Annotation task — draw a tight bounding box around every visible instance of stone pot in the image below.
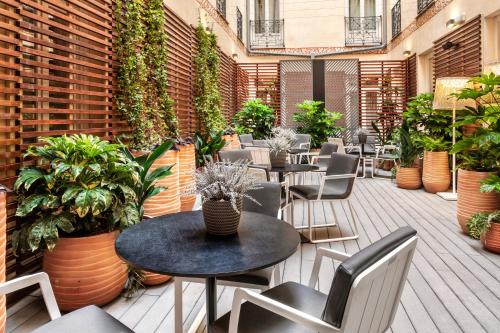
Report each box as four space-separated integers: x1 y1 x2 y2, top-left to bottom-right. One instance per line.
43 231 127 311
270 150 287 167
457 169 499 234
396 167 422 190
202 199 242 236
422 151 450 193
482 222 500 254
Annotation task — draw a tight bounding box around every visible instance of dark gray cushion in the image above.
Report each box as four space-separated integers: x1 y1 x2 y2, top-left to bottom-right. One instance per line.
218 267 274 286
32 305 133 333
239 134 254 144
289 184 350 200
210 282 327 333
322 227 417 328
243 182 281 217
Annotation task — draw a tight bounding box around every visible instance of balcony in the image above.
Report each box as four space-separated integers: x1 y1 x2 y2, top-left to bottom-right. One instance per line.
249 20 285 49
417 0 435 15
216 0 226 19
345 16 383 46
392 0 401 38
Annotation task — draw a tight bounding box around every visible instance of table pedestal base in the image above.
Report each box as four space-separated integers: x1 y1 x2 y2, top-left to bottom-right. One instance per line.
206 277 217 333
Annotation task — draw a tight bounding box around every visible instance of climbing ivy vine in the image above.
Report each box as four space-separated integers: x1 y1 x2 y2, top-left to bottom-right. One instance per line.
115 0 177 151
194 24 226 132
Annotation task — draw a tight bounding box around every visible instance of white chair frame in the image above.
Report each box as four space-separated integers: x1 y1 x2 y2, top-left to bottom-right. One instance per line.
226 236 418 333
290 172 360 243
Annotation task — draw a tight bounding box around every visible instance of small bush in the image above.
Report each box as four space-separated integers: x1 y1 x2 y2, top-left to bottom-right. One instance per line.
233 99 276 139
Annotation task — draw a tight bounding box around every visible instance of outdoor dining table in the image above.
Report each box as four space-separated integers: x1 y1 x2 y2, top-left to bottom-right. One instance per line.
268 163 319 183
115 210 300 333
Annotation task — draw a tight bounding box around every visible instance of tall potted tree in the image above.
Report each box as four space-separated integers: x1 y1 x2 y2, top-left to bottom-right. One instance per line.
452 73 500 233
13 135 140 311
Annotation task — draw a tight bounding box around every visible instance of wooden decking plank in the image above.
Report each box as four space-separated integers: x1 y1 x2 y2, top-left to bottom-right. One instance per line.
133 282 175 333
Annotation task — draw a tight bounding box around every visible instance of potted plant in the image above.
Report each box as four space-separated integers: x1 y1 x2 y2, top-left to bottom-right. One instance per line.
13 135 140 311
194 130 227 167
293 100 343 149
452 73 500 233
233 99 276 139
395 124 422 190
419 136 451 193
187 162 259 235
267 128 296 167
467 211 500 253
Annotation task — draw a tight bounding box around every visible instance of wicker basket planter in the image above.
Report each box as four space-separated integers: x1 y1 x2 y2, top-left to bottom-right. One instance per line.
202 199 242 235
457 169 499 234
422 151 450 193
178 144 196 212
0 189 7 333
270 151 287 167
396 167 422 190
481 222 500 254
43 231 127 311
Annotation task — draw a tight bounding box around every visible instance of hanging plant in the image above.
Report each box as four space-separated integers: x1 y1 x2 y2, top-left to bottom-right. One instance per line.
115 0 177 151
194 24 226 132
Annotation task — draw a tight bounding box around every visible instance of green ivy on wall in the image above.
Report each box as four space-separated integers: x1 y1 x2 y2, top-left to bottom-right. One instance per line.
115 0 177 151
194 24 226 132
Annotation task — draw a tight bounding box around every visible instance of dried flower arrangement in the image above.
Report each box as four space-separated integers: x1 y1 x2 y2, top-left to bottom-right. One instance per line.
271 127 296 145
267 136 292 153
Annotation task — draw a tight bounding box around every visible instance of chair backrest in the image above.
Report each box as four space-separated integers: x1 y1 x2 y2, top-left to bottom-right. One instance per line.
328 137 346 154
218 149 253 163
325 153 359 197
292 134 311 149
322 227 417 332
245 147 271 165
238 134 254 145
252 139 269 147
317 143 338 168
243 182 281 217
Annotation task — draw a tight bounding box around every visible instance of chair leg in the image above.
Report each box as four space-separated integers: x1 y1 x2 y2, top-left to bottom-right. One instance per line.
273 264 281 287
175 278 183 333
308 201 313 241
290 195 295 227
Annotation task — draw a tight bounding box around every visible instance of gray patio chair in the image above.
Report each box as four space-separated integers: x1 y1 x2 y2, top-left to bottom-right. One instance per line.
175 183 283 333
292 134 311 163
218 149 270 181
239 134 254 148
252 139 269 147
0 272 133 333
289 153 360 243
308 142 339 172
210 227 418 333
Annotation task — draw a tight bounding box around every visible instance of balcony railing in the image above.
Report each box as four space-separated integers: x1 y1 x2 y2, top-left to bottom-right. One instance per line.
392 0 401 38
216 0 226 19
237 7 243 41
249 20 284 49
345 16 382 46
417 0 435 15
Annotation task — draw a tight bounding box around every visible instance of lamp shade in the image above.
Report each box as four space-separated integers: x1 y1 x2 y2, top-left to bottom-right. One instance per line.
433 77 476 110
484 61 500 75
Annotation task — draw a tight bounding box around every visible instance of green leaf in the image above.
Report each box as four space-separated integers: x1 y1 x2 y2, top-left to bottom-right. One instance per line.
28 221 44 252
14 169 46 192
16 195 46 217
62 185 82 204
74 190 92 217
143 141 174 175
54 213 75 233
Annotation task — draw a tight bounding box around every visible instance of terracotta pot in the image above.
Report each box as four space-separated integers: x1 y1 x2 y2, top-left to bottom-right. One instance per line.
462 122 481 137
142 271 171 286
457 169 499 233
231 134 241 149
481 222 500 254
396 167 422 190
43 231 127 311
422 151 450 193
202 199 242 235
0 190 7 333
178 144 196 212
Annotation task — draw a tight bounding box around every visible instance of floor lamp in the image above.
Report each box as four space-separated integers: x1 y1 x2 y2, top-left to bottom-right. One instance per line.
432 78 475 201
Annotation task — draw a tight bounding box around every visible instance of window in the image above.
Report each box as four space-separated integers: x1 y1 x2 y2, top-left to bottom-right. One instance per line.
349 0 376 29
237 7 243 41
255 0 280 33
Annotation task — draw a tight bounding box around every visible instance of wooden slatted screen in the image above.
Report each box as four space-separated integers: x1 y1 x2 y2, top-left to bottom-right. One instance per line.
236 63 281 124
433 15 482 81
359 60 408 135
219 50 237 124
406 54 417 99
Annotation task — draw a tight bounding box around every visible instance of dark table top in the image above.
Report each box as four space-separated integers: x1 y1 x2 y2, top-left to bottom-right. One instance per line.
269 163 319 173
115 210 300 278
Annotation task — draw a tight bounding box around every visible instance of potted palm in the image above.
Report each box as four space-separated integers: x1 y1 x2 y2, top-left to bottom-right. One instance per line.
452 73 500 233
395 124 422 190
187 162 259 235
13 135 140 311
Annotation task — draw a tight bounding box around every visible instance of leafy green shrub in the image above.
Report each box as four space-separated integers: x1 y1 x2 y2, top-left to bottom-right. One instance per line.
13 135 141 253
467 211 500 239
416 136 451 152
397 123 419 167
194 131 227 167
293 100 343 148
233 99 275 139
480 175 500 193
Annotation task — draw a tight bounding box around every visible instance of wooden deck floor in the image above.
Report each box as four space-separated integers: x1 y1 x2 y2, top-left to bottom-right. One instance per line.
6 176 500 333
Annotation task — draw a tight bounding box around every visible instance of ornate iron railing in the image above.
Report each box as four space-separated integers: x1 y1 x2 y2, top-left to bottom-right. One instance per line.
345 16 382 46
392 0 401 38
249 20 285 49
216 0 226 18
417 0 435 15
237 7 243 41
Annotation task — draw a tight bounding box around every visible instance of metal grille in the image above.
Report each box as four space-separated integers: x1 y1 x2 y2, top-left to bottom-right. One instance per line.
250 20 285 49
417 0 435 15
392 0 401 39
217 0 226 19
325 60 359 140
345 16 382 46
237 8 243 41
280 61 313 127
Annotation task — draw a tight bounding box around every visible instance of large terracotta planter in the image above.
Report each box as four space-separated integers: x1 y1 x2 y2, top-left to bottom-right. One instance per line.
481 222 500 254
422 151 450 193
222 134 241 150
43 231 127 311
0 189 7 333
178 144 196 212
396 167 422 190
457 169 499 233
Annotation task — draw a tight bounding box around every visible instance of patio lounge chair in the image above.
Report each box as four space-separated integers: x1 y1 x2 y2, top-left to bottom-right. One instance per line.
308 142 339 172
0 272 133 333
327 137 346 154
289 153 360 243
218 149 270 181
292 134 311 163
210 227 418 333
238 134 254 148
175 183 283 333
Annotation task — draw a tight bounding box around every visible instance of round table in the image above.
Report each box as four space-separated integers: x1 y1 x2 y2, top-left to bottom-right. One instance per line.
115 210 300 332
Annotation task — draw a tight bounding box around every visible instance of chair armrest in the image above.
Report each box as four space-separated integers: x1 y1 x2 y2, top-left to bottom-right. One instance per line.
0 272 61 320
299 143 310 150
310 155 332 165
308 248 352 288
248 165 270 181
317 174 357 199
228 288 338 333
